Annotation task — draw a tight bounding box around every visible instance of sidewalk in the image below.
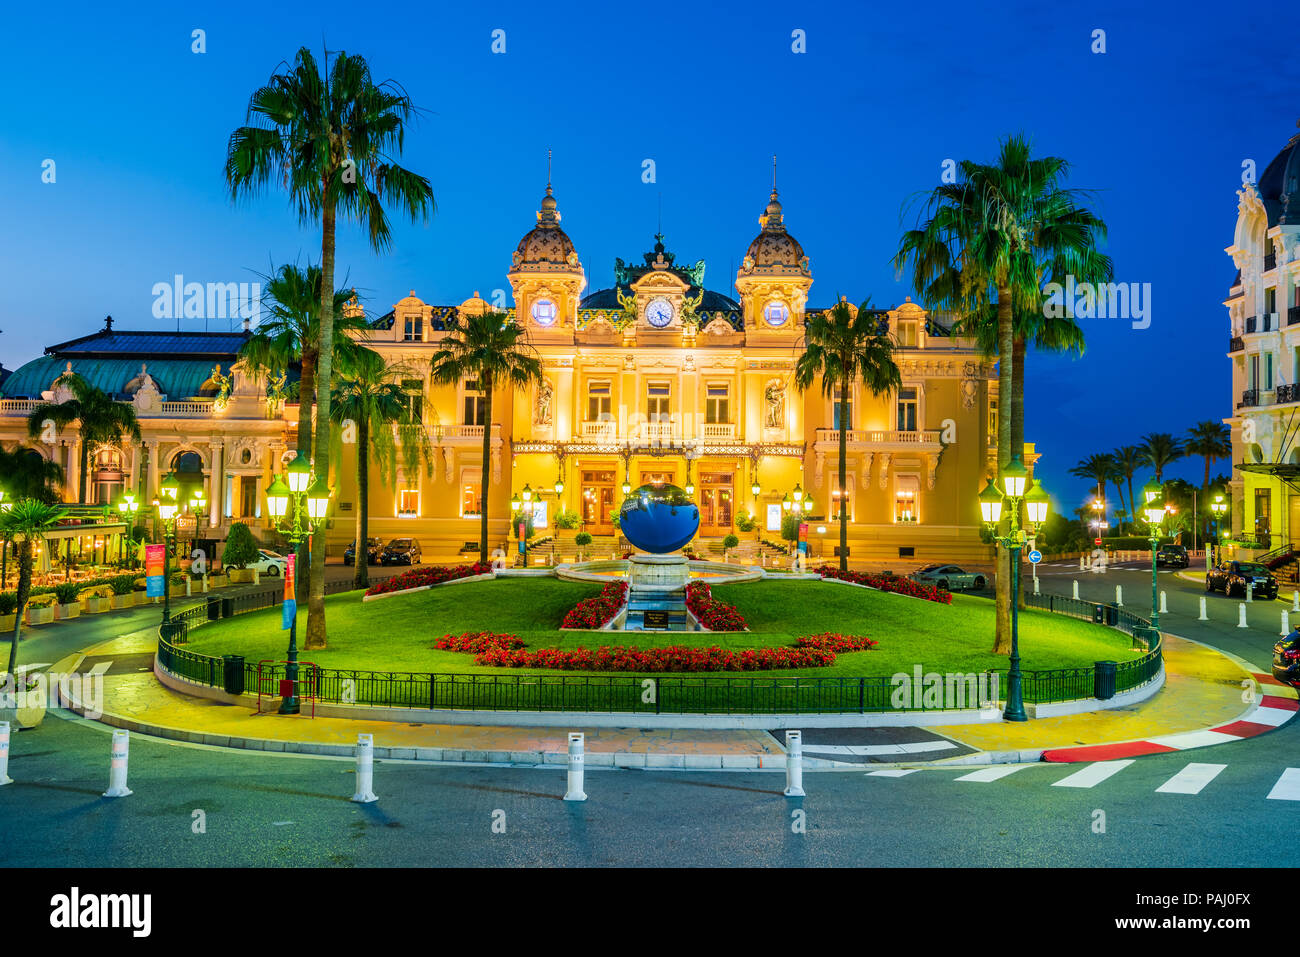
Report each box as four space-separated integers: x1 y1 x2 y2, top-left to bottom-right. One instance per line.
47 626 1296 770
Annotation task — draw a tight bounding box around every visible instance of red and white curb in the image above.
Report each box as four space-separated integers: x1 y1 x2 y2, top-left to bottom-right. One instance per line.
1041 672 1298 762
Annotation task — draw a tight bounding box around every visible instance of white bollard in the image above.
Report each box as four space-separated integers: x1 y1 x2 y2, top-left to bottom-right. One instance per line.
1293 591 1298 613
351 733 378 803
1079 555 1086 570
1072 580 1079 600
1238 603 1249 629
185 577 192 597
1283 609 1291 637
0 721 11 786
564 732 587 802
1246 585 1253 603
103 729 132 798
1115 584 1123 607
1159 591 1168 614
784 730 806 797
1198 596 1208 621
1033 575 1040 595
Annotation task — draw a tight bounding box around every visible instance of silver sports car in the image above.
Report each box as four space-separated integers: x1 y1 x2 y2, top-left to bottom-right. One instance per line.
909 564 988 591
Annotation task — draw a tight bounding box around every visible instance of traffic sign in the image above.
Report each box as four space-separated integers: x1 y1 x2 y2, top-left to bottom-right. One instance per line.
1028 549 1042 564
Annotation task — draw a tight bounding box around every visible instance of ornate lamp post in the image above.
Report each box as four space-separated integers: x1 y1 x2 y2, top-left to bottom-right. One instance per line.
1142 478 1167 639
782 493 792 512
264 452 331 715
153 472 180 625
978 455 1049 722
116 492 140 568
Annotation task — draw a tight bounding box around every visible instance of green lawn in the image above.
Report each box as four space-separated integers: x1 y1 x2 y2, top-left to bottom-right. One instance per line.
184 577 1140 680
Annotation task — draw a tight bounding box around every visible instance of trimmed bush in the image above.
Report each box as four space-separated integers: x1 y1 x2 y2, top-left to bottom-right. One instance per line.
0 592 17 615
555 509 581 530
574 532 593 548
53 582 81 605
108 574 138 596
222 522 260 569
780 512 801 544
722 534 740 551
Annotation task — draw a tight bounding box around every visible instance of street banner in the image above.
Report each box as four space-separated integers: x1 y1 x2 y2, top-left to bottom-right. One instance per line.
145 543 165 597
518 522 526 555
281 554 296 630
798 522 809 555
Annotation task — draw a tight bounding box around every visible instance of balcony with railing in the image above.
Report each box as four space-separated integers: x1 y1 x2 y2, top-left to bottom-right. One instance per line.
1229 335 1245 352
433 423 500 442
1290 306 1300 327
699 422 737 440
815 428 943 448
639 420 679 442
580 420 619 441
1265 251 1277 272
1278 384 1300 404
1246 315 1258 334
1238 388 1260 409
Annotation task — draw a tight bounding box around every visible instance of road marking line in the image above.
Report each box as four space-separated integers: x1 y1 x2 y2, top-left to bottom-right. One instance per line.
865 769 919 777
1155 762 1227 795
1266 768 1300 801
806 741 958 757
1146 730 1241 750
956 765 1029 782
1051 759 1135 789
1243 706 1296 727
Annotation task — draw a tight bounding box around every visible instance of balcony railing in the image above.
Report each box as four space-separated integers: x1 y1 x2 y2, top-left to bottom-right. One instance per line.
1289 306 1300 327
817 428 942 445
1239 389 1260 409
700 422 736 440
639 421 678 442
1278 384 1300 404
1246 315 1258 333
581 420 618 440
1265 252 1277 272
0 399 40 415
1263 312 1276 332
159 401 216 417
1229 335 1244 352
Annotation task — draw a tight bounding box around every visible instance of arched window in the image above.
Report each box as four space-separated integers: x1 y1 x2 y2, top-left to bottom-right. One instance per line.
92 447 125 505
169 450 206 503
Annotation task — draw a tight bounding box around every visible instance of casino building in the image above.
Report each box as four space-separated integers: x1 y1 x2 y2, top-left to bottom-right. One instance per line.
1 181 1007 565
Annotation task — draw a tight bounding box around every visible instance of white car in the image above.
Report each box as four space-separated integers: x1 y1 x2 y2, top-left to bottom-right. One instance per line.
249 549 289 576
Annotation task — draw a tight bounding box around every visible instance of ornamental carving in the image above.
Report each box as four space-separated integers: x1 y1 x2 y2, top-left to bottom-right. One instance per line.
878 453 891 489
534 378 554 427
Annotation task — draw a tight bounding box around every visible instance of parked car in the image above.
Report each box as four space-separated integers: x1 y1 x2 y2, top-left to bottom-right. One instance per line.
380 538 422 566
909 563 987 591
1155 545 1189 568
249 549 289 576
1273 633 1300 685
343 537 383 566
1206 560 1278 600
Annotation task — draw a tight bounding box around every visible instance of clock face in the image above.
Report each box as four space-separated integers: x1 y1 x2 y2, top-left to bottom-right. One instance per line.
763 300 790 328
646 297 675 328
531 298 557 327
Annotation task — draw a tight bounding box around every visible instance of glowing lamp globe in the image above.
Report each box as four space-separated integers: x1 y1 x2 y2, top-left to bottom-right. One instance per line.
618 484 700 554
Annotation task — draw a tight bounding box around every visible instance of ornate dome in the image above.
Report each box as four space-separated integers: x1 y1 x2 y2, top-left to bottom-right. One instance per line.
1258 126 1300 227
511 184 581 272
741 189 809 275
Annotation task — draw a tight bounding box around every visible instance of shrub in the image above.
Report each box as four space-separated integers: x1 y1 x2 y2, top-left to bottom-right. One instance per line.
735 510 756 533
53 583 81 604
555 509 581 530
364 563 492 596
26 593 57 608
796 633 878 652
722 534 740 551
222 522 260 569
0 592 17 615
815 565 952 604
574 532 593 548
561 581 628 628
780 511 801 544
685 581 747 630
435 632 526 653
108 574 138 595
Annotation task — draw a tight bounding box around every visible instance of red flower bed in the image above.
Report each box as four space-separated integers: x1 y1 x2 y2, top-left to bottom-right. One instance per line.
795 632 878 652
472 643 837 672
434 631 525 653
365 562 492 596
814 565 952 604
561 581 629 629
685 581 748 631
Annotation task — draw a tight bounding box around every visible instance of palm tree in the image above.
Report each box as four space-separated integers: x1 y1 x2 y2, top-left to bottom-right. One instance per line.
1104 457 1128 534
1141 432 1184 482
794 298 902 572
1112 445 1145 534
1069 452 1114 529
330 347 429 589
430 310 543 564
895 134 1108 653
226 47 434 650
1 499 68 676
1185 421 1231 491
0 445 64 503
25 372 141 504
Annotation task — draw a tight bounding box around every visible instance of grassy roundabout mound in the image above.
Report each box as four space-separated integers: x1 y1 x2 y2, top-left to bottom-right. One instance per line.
183 577 1141 678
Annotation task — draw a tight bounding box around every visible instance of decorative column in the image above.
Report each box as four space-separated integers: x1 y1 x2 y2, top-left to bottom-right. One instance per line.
208 441 224 528
146 440 160 500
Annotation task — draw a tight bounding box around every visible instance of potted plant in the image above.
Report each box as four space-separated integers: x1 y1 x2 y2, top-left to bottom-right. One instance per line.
109 574 138 609
169 572 188 598
554 509 580 540
0 592 16 632
54 582 81 620
221 522 259 583
574 531 592 563
80 585 113 614
722 533 740 563
25 592 56 625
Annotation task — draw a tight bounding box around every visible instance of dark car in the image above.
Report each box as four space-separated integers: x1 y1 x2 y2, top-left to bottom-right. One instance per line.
343 537 383 566
1273 633 1300 684
1206 560 1278 599
380 538 422 566
1156 545 1189 569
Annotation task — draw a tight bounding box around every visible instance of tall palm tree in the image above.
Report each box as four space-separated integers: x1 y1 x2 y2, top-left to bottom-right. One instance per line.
1 499 68 676
1069 453 1114 528
226 47 434 650
1141 432 1184 482
794 298 902 572
25 372 141 504
895 134 1108 653
1104 456 1128 534
0 445 64 504
1113 445 1145 534
1185 421 1231 491
330 347 430 589
430 310 543 564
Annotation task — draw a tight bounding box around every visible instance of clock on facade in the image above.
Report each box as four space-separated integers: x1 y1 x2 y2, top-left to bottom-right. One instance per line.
763 300 790 327
645 297 675 328
531 298 558 326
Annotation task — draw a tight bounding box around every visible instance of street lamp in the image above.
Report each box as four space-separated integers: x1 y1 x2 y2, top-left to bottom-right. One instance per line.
117 492 140 569
792 483 803 506
264 456 332 715
782 493 792 512
154 476 180 627
554 475 564 495
621 476 632 496
1143 478 1167 643
801 496 813 514
977 456 1048 723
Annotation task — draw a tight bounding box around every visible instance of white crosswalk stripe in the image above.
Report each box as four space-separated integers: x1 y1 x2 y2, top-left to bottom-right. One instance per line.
956 765 1029 782
866 769 920 778
1155 762 1227 795
1266 768 1300 800
1051 760 1135 789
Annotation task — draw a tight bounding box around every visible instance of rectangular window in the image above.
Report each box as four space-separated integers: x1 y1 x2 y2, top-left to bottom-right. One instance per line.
1267 353 1275 391
1255 488 1272 541
461 474 482 517
897 387 918 432
403 314 423 342
897 321 918 347
398 488 419 517
705 383 730 424
401 379 424 424
988 397 998 444
463 380 486 426
833 387 852 431
647 381 671 420
895 477 920 523
1250 355 1260 390
1267 287 1277 315
587 380 611 421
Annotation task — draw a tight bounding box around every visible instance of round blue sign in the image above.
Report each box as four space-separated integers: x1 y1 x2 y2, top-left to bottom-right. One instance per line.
1028 549 1042 564
618 484 700 554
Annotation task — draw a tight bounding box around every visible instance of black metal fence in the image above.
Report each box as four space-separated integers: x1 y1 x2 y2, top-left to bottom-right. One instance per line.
157 584 1164 714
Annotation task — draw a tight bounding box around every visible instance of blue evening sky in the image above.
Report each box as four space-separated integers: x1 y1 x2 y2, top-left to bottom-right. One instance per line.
2 0 1296 512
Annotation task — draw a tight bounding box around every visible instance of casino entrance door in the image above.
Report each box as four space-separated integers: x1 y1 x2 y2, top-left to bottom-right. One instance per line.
581 469 616 535
698 471 734 535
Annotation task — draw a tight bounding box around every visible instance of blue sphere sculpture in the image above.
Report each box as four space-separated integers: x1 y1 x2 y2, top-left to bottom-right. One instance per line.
619 484 700 554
